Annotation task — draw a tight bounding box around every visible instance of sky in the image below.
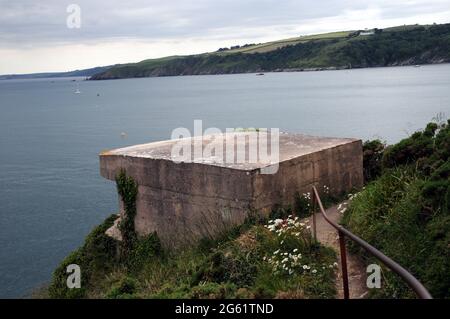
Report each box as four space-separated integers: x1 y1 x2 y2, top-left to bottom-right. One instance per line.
1 0 450 74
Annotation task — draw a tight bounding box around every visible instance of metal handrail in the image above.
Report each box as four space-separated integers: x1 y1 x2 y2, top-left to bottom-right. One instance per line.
310 186 432 299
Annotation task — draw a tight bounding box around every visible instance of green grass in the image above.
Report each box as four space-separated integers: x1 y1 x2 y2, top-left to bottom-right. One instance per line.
219 31 352 55
48 211 337 299
342 120 450 299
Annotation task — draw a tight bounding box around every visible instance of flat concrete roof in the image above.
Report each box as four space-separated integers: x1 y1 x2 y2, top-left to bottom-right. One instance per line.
101 132 359 170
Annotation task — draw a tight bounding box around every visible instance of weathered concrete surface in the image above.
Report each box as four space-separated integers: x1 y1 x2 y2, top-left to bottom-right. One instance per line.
100 132 363 249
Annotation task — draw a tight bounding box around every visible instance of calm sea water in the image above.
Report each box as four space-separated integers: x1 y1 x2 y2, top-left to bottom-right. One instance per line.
0 64 449 298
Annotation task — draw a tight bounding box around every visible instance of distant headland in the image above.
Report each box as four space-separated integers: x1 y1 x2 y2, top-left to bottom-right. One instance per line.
2 23 450 81
89 23 450 80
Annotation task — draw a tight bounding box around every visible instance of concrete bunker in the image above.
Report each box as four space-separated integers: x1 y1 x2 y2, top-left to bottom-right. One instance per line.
100 132 363 249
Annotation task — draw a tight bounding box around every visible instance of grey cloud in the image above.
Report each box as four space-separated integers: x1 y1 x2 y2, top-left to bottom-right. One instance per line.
0 0 449 48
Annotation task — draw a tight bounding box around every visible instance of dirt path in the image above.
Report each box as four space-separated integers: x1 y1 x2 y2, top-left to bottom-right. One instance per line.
305 202 369 299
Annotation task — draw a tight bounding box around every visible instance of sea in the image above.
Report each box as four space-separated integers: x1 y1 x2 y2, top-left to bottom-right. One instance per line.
0 64 449 298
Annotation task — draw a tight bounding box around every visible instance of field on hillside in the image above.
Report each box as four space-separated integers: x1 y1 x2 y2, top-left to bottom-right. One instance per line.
218 31 352 54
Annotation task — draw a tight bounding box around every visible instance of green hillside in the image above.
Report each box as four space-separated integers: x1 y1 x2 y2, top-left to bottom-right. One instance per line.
90 23 450 80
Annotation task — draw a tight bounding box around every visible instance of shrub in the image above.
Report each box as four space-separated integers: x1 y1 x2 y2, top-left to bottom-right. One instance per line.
193 235 260 287
48 214 118 298
294 192 312 218
48 250 86 299
128 232 162 269
381 121 448 172
107 277 138 299
382 130 433 169
363 139 385 182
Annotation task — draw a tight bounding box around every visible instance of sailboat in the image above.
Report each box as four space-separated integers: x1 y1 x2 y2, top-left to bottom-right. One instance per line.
75 83 81 94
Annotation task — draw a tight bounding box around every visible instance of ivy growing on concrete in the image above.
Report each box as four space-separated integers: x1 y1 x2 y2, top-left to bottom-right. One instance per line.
116 169 138 257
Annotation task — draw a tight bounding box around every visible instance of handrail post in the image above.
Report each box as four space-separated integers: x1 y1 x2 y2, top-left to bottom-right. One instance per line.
311 188 317 241
338 230 350 299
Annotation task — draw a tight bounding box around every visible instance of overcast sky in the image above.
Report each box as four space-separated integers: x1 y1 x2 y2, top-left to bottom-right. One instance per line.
1 0 449 74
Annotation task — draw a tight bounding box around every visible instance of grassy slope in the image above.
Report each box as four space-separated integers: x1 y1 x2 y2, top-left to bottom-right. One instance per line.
48 209 338 299
219 31 352 54
90 23 450 80
342 120 450 298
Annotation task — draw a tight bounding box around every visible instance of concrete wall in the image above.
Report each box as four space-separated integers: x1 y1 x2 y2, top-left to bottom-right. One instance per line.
253 140 363 214
100 155 254 249
100 138 363 249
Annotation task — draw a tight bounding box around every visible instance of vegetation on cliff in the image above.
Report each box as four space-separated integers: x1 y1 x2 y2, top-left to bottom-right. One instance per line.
90 23 450 80
343 119 450 298
48 203 337 299
115 170 138 258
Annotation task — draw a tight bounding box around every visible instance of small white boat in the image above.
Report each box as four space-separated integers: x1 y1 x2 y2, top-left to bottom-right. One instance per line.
75 83 81 94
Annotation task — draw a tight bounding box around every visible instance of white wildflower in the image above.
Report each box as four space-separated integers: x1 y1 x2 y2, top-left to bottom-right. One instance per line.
274 219 283 226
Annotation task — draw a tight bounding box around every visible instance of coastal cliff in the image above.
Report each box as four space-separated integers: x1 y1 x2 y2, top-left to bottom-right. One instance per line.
90 23 450 80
